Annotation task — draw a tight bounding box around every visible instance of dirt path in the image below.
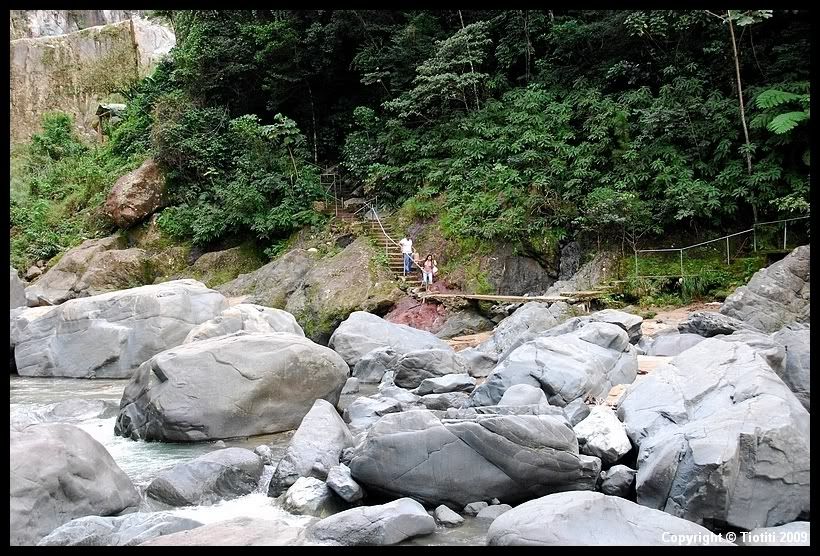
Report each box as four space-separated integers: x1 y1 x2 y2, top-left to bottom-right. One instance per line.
640 301 723 336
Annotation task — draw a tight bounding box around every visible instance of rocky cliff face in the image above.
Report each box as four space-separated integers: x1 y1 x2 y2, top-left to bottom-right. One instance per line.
10 14 174 144
9 10 145 39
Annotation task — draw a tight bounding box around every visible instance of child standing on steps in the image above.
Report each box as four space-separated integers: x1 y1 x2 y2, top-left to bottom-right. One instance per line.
421 254 437 291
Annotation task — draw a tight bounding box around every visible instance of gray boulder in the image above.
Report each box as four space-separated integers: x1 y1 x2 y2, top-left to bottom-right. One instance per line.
415 373 475 395
282 476 346 518
617 338 810 529
463 501 489 516
772 323 810 411
306 497 435 545
349 409 598 507
11 398 118 430
10 423 140 545
115 332 349 441
341 377 359 394
573 405 632 465
720 244 810 332
435 309 494 339
638 328 705 356
343 395 403 435
600 465 636 498
678 310 746 337
475 302 572 358
498 384 548 406
476 504 513 522
183 303 303 343
104 157 166 228
392 348 471 389
326 463 364 503
329 311 452 367
737 521 810 546
140 516 309 546
351 346 398 383
146 448 263 506
377 384 421 408
268 399 354 497
434 505 464 527
37 512 203 546
589 309 643 344
562 398 591 426
420 392 470 411
487 491 732 545
470 322 638 408
10 266 26 309
15 280 228 378
253 445 273 465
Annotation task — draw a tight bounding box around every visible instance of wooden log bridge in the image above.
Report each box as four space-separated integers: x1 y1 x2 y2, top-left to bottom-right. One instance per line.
415 290 609 311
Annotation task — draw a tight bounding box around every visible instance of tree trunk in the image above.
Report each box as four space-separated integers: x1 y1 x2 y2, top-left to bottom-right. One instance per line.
458 10 480 111
307 82 318 165
728 12 757 223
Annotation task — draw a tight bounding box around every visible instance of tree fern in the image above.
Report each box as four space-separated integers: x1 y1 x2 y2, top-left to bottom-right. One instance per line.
755 89 801 109
768 111 809 134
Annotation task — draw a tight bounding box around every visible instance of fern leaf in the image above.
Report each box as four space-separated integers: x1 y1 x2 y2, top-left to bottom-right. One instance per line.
768 111 808 134
755 89 801 109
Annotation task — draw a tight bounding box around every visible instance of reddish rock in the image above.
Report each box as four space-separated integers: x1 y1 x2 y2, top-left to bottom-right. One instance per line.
104 159 166 228
384 296 448 334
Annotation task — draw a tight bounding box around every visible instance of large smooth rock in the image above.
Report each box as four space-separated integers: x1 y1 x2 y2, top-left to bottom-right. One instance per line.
37 512 203 546
772 323 810 411
140 517 309 546
342 396 402 435
104 158 166 228
617 338 810 530
11 398 118 430
470 322 638 408
115 332 349 441
184 303 304 343
351 346 398 383
434 505 464 527
10 266 26 309
268 399 354 497
600 465 636 498
348 409 598 507
306 497 435 546
476 504 513 522
589 309 643 344
498 384 548 406
475 302 571 358
282 476 345 518
573 405 632 465
218 248 317 309
10 423 140 545
487 491 732 545
720 244 810 332
146 448 263 506
415 373 475 395
329 311 453 367
15 280 227 378
638 328 705 356
678 310 746 337
392 348 471 389
435 309 494 339
326 463 364 503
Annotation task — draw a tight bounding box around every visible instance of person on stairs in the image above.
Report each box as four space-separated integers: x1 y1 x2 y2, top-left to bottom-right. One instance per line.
421 254 438 291
399 233 413 275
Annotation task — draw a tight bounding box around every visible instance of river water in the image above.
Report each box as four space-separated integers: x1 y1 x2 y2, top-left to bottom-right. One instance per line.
9 375 489 545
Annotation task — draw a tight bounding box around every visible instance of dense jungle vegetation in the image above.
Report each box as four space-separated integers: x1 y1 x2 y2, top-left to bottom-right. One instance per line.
10 10 810 272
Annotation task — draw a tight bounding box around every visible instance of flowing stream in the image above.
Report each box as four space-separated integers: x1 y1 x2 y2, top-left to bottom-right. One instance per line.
10 375 489 545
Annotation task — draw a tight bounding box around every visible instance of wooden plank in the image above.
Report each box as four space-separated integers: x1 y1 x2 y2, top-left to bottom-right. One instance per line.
417 292 579 304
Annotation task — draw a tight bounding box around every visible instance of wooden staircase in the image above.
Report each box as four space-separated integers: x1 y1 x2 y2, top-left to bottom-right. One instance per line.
361 219 422 288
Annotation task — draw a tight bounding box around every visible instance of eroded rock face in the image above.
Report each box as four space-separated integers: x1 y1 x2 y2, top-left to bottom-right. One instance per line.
617 339 810 530
184 303 304 343
146 448 263 506
329 311 453 367
10 266 26 309
771 323 810 411
10 423 140 546
37 512 203 547
104 158 166 228
306 497 435 546
720 244 810 333
115 332 349 441
348 409 598 507
268 399 354 497
15 280 227 378
218 249 318 309
470 322 638 408
487 491 731 546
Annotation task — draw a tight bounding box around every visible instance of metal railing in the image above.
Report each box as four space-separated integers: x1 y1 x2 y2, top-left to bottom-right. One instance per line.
634 215 810 279
359 199 424 273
